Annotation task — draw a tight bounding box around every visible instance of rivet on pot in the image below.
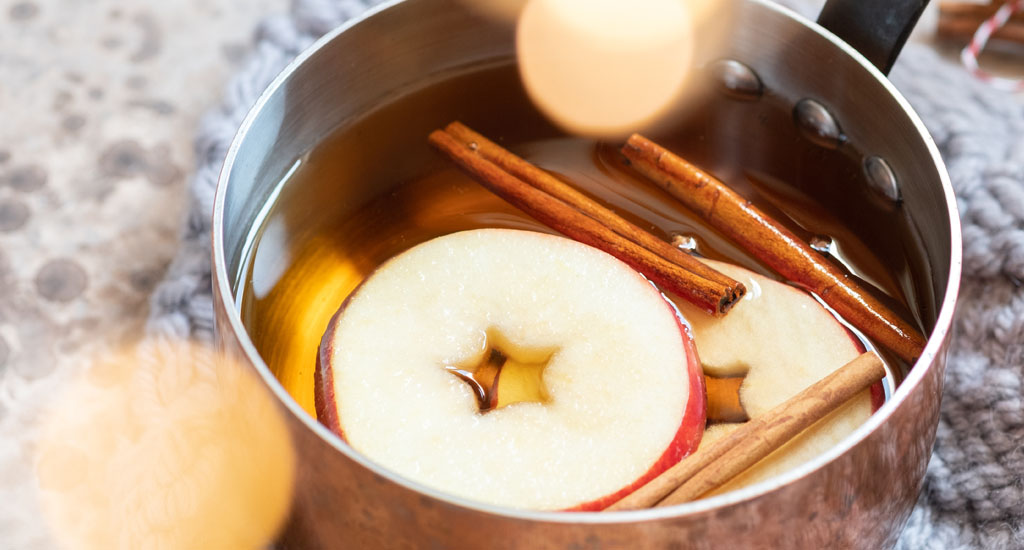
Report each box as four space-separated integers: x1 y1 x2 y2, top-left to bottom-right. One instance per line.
710 59 763 100
793 99 844 149
863 155 902 204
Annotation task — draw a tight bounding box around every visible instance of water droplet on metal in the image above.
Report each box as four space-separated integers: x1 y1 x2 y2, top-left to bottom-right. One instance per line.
793 99 844 149
863 155 901 204
809 235 833 254
709 59 762 101
671 234 698 251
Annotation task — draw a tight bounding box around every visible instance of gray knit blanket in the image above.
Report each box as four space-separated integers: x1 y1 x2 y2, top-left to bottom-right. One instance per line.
32 0 1024 547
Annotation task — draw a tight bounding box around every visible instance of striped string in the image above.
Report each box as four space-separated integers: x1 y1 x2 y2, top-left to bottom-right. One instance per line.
959 0 1024 92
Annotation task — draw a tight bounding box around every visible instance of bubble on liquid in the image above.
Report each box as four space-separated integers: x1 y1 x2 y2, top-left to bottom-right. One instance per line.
810 235 834 255
671 233 698 251
743 276 762 301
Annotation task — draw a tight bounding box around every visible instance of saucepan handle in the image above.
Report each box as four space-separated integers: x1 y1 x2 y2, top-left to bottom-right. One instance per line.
817 0 930 74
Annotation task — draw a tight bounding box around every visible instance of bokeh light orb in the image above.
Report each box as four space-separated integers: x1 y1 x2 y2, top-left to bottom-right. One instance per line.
517 0 695 137
35 340 296 550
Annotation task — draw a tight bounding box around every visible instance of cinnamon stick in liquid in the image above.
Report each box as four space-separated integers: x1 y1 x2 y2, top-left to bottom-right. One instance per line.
443 122 744 304
428 126 745 316
608 351 886 510
622 135 927 363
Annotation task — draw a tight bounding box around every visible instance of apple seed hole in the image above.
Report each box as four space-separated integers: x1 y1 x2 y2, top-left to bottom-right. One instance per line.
444 328 556 413
705 371 749 425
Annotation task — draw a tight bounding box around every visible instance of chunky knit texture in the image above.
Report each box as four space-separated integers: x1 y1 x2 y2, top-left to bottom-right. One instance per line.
889 47 1024 549
3 0 1022 547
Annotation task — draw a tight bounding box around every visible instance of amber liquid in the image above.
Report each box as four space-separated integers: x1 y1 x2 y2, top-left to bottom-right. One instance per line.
237 60 931 417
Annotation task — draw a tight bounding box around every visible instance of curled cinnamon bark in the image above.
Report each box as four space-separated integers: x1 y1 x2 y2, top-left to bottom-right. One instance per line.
428 124 745 316
622 134 927 363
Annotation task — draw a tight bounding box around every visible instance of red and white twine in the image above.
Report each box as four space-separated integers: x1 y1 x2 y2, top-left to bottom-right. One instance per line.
960 0 1024 92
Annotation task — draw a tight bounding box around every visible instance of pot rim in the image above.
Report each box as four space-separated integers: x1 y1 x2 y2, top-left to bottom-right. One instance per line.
211 0 962 523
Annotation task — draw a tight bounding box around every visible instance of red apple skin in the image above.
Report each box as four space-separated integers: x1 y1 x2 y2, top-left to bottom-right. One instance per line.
567 312 707 512
315 281 706 512
315 263 880 510
316 278 372 442
316 273 379 440
870 381 885 412
314 307 345 440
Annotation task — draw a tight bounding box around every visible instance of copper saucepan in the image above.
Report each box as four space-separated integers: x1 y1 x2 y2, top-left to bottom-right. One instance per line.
211 0 961 547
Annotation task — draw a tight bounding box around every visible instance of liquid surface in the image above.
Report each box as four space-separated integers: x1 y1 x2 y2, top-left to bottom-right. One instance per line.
238 61 928 416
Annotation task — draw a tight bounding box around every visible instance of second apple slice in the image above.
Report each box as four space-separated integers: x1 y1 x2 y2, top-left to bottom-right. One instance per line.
316 229 706 511
676 259 881 496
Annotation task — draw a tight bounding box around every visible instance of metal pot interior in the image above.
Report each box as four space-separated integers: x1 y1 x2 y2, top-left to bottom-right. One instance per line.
212 0 960 542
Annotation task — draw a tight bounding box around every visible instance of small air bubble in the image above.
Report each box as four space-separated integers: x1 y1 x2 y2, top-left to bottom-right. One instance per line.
670 234 698 251
809 235 833 255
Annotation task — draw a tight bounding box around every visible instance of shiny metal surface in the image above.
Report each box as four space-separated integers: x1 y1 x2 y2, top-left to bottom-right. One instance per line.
864 155 903 204
793 98 844 149
710 59 763 101
211 0 962 547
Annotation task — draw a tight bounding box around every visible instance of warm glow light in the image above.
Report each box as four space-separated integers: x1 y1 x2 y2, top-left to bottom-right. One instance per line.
687 0 719 21
456 0 528 21
516 0 695 137
35 341 296 550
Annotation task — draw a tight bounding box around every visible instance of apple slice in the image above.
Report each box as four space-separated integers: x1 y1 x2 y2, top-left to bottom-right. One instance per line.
315 228 705 511
675 259 882 496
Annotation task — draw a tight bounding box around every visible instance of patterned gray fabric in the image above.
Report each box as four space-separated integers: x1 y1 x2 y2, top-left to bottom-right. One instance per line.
15 0 1024 547
146 0 393 341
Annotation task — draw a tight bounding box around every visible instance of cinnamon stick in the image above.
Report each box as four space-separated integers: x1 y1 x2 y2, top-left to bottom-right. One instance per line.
608 351 885 510
443 122 744 303
428 126 745 316
622 135 927 363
